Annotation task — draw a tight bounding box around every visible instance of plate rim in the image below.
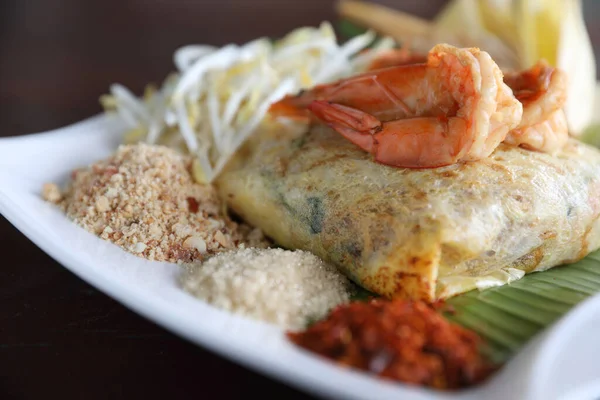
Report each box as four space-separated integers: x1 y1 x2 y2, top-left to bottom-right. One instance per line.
2 113 600 400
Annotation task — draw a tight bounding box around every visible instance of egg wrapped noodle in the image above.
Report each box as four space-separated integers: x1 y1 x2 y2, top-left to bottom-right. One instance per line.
216 122 600 301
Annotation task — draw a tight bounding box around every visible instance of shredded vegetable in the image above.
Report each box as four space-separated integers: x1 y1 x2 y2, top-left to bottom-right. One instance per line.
101 22 395 183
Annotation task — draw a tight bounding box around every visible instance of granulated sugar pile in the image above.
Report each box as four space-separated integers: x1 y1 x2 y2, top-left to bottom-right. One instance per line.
43 143 268 263
180 248 353 330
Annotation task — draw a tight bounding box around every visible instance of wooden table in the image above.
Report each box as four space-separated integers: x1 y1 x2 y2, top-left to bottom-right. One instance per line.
1 1 598 398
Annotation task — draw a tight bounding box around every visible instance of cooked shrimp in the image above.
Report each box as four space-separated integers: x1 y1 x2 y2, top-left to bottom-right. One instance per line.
504 61 567 129
363 51 570 154
503 61 568 153
273 44 522 168
503 109 568 153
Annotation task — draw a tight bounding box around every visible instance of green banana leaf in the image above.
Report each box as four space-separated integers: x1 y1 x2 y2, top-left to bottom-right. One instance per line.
580 123 600 148
444 251 600 364
336 19 369 40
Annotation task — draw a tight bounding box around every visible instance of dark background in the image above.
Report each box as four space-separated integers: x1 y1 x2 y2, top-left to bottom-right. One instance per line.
1 1 599 399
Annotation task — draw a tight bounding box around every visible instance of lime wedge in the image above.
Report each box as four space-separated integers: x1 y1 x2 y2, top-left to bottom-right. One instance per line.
513 0 561 67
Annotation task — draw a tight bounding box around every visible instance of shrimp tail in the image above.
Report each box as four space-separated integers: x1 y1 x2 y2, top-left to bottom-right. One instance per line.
308 101 381 153
268 100 312 121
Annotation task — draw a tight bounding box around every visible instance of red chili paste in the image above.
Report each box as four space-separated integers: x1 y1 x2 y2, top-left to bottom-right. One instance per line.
287 299 494 389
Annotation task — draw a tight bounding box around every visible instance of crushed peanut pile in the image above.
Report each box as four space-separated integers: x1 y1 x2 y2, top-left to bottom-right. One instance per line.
43 143 268 263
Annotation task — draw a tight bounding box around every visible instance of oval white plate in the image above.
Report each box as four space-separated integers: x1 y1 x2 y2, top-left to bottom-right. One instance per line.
2 104 600 400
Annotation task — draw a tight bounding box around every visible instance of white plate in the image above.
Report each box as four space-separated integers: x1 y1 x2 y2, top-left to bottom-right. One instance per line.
2 113 600 400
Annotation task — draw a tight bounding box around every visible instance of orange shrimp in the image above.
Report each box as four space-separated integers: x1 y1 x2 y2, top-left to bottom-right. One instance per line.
272 44 522 168
503 109 568 153
503 61 568 154
362 50 570 154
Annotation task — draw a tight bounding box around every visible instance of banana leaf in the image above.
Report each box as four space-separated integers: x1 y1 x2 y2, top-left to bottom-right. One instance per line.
580 123 600 148
444 251 600 364
336 19 369 40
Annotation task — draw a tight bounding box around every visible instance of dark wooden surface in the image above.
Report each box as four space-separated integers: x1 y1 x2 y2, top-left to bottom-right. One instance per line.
1 1 599 399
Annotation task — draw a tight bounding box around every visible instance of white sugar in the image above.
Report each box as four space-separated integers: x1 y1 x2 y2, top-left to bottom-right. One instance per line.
180 248 352 330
